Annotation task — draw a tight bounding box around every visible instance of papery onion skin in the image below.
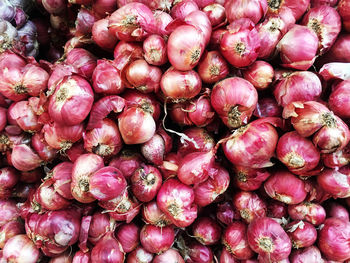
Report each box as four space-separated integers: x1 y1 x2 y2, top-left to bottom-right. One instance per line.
152 248 184 263
338 0 350 32
143 34 167 66
267 0 310 20
142 201 171 227
317 166 350 198
177 127 215 156
170 0 199 21
288 202 326 225
222 221 255 260
118 107 156 145
72 250 91 263
198 51 229 84
157 179 197 228
109 149 143 179
220 18 260 68
225 0 267 24
48 75 94 126
140 224 174 254
0 167 19 199
203 4 226 27
0 221 25 249
243 60 274 90
31 132 57 162
232 191 267 224
264 169 308 204
329 80 350 119
273 71 322 107
66 48 97 79
167 25 205 71
278 25 319 70
301 6 341 55
3 234 39 263
11 144 42 172
8 100 42 133
92 18 118 51
276 131 321 175
326 202 349 221
267 200 288 218
126 246 153 263
318 34 350 63
233 166 270 191
160 67 202 101
216 201 241 226
318 218 350 262
71 153 104 203
286 221 317 249
192 217 221 246
247 217 292 262
290 246 323 263
92 60 124 95
115 223 140 253
253 97 282 118
91 231 125 263
211 77 258 129
89 166 127 201
222 118 279 168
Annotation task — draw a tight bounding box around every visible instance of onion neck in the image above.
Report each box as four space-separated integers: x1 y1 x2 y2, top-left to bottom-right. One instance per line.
228 106 242 128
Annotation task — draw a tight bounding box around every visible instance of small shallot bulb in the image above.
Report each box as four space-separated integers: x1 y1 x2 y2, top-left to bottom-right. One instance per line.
290 246 323 263
203 4 226 27
197 51 229 84
317 166 350 198
192 217 221 245
286 220 317 249
288 202 326 225
329 80 350 119
3 234 39 263
140 224 174 254
225 0 267 24
220 18 260 68
277 25 319 70
91 231 125 263
92 18 118 51
126 246 153 263
89 166 127 201
222 221 254 260
264 169 308 204
157 179 197 228
318 218 350 262
115 223 140 253
143 34 167 66
142 201 171 227
247 217 292 262
242 60 274 90
92 60 124 95
152 248 184 263
276 131 321 175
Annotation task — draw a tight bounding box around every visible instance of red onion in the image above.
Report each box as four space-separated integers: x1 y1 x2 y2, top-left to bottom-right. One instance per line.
42 0 66 14
225 0 267 24
319 62 350 81
194 164 230 207
220 18 260 68
116 223 140 253
180 240 213 263
43 122 84 152
247 217 292 262
183 10 212 46
211 77 258 129
49 250 73 262
8 100 42 133
75 8 97 36
72 251 91 263
233 166 270 191
126 246 153 263
153 10 173 35
108 3 156 42
88 212 115 245
273 71 322 107
89 166 127 201
326 202 349 221
216 201 241 225
288 202 326 225
222 221 254 260
222 118 279 168
19 169 42 184
254 97 282 118
233 191 267 224
220 247 241 263
113 41 143 71
122 90 160 121
140 224 174 254
0 167 18 199
264 169 307 204
243 61 274 90
276 131 320 175
31 131 57 162
197 51 229 84
0 200 20 226
203 4 226 27
92 60 124 95
84 118 123 158
277 25 319 70
318 218 350 261
167 25 205 71
178 150 215 185
92 18 118 51
118 107 156 144
109 149 143 179
0 107 6 133
192 217 221 245
71 153 104 203
143 34 167 66
177 127 214 156
169 102 193 126
209 27 227 50
25 209 81 256
267 200 288 218
91 231 125 263
329 80 350 119
338 0 350 32
302 6 341 54
0 220 24 249
92 0 118 17
66 48 97 79
11 144 42 172
157 179 197 227
3 234 39 263
290 246 323 263
170 0 199 20
185 93 215 127
152 248 184 263
142 201 171 227
287 220 317 248
284 101 350 153
267 0 310 20
131 165 162 202
141 129 171 165
317 166 350 198
161 67 202 101
318 34 350 63
48 75 94 126
46 162 74 201
87 95 125 130
125 59 162 93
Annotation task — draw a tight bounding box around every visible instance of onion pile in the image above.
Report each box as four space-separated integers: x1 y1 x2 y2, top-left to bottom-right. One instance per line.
0 0 349 262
